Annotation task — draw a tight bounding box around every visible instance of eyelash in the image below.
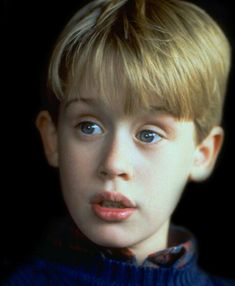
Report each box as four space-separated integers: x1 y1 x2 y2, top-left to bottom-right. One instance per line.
75 121 163 144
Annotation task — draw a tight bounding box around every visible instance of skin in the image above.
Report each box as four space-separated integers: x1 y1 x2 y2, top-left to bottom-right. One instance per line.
36 85 224 264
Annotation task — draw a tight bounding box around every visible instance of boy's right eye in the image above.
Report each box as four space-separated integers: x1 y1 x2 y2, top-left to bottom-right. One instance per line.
76 121 104 135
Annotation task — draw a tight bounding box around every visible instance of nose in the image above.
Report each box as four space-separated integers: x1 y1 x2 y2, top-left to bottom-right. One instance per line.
98 133 134 181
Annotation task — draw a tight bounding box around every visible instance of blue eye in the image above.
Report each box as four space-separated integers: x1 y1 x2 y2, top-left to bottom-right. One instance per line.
137 130 162 144
78 121 103 135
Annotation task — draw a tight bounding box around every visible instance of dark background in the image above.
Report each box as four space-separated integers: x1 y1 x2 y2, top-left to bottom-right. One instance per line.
2 0 235 282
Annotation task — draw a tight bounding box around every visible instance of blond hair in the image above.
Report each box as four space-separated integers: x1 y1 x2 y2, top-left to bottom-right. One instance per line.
48 0 231 142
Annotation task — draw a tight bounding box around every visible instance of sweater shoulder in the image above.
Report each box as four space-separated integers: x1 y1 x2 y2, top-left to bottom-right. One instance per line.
1 261 38 286
1 259 90 286
1 260 66 286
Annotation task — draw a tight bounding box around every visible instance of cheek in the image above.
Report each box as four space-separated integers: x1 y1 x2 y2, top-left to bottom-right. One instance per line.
58 138 99 191
137 146 193 215
138 146 192 184
58 140 99 217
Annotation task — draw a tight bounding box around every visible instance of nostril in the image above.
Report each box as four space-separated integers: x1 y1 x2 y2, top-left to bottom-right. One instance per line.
100 170 108 176
120 173 130 181
99 167 127 179
98 160 133 180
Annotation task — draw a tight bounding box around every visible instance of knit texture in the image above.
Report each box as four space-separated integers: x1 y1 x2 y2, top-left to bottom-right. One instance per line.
2 254 235 286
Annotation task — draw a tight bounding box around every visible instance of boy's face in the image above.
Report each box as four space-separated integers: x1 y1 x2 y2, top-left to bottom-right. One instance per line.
55 85 198 260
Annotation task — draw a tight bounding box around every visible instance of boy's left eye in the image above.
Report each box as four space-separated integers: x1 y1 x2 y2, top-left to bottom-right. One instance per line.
136 130 162 144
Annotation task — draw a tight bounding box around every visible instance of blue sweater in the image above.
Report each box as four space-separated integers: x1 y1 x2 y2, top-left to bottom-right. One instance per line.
2 217 235 285
2 254 235 286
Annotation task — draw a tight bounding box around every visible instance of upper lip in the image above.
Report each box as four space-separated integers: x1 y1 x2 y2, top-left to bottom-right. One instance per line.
90 191 136 208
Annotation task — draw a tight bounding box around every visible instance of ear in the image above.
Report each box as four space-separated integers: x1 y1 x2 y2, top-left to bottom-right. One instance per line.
35 111 59 167
189 126 224 182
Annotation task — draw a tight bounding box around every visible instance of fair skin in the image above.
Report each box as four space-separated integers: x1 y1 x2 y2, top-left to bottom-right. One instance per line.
36 85 223 264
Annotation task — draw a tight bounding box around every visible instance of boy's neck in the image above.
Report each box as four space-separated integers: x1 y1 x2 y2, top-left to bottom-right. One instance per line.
128 219 170 265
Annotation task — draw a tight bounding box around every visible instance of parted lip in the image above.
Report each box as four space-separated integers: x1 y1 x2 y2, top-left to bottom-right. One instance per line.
90 191 136 208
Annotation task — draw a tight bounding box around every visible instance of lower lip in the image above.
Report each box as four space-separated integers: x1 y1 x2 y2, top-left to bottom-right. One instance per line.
91 204 136 222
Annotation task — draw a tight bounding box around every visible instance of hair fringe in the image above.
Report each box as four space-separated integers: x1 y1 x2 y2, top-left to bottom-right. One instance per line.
48 0 231 142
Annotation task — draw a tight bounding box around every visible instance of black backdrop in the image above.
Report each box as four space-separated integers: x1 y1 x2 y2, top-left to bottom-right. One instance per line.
2 0 235 282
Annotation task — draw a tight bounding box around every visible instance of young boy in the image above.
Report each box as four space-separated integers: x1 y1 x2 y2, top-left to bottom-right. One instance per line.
2 0 234 285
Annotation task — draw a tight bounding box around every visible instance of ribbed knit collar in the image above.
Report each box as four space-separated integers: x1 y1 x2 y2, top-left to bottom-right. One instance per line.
35 215 196 270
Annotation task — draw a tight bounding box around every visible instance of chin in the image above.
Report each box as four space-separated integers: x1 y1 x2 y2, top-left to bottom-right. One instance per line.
84 224 134 249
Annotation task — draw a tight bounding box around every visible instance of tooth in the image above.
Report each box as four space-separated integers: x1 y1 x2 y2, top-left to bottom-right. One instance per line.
101 201 126 208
